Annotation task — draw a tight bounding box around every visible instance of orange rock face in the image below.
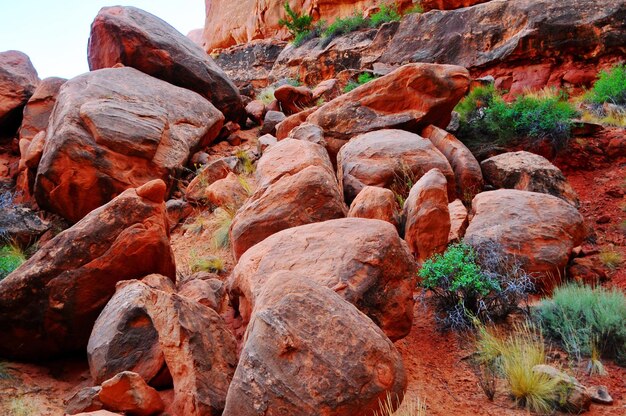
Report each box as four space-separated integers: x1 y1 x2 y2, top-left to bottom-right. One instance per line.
0 180 175 360
202 0 415 52
99 371 164 416
223 272 407 416
421 0 490 11
34 67 224 223
0 50 39 138
228 218 417 341
307 63 470 157
17 77 65 142
347 185 399 228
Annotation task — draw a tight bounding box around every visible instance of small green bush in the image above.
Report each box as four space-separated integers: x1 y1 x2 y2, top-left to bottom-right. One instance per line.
456 87 578 153
343 72 377 93
278 2 313 40
321 12 368 47
585 63 626 105
419 242 533 330
369 4 402 27
404 3 424 14
0 245 25 280
535 284 626 365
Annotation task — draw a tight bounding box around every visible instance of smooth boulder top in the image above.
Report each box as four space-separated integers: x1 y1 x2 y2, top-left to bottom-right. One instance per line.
88 6 244 122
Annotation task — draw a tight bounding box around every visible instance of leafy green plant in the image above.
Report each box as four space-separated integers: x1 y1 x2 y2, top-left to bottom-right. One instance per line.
343 72 378 93
419 241 533 330
369 4 402 27
278 2 313 40
474 321 561 414
585 63 626 105
456 86 578 154
0 245 25 280
535 284 626 365
321 12 368 47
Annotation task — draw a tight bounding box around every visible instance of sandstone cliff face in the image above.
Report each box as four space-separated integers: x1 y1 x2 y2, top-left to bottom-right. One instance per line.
202 0 413 52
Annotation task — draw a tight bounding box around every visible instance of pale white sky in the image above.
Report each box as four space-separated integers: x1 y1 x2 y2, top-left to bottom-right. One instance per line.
0 0 206 79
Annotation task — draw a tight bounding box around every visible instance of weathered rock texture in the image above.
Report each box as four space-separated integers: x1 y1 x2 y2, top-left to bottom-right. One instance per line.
337 129 455 203
0 180 175 360
403 169 451 262
0 50 39 137
88 280 237 416
230 139 345 259
347 186 399 228
465 189 585 288
307 63 469 158
88 6 244 121
229 218 416 341
422 124 483 202
99 371 164 416
34 67 224 223
480 151 579 207
18 77 65 141
223 272 407 416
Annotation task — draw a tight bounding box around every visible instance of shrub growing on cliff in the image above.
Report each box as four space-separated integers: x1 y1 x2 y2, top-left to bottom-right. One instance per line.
585 63 626 105
419 241 533 330
343 72 378 93
0 244 25 280
369 4 402 27
535 284 626 365
456 87 578 154
278 3 313 42
321 12 368 47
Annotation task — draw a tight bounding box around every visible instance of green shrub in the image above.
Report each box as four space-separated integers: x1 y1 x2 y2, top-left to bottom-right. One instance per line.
278 2 313 40
535 284 626 365
456 87 578 153
321 12 368 47
0 245 25 280
343 72 377 93
404 3 424 14
369 4 402 27
419 241 533 330
585 63 626 105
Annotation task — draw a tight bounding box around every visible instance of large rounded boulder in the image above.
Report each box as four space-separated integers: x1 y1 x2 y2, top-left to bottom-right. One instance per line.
34 67 224 223
337 129 456 203
223 272 407 416
228 218 417 341
88 6 244 122
0 180 175 360
0 50 39 138
464 189 585 288
307 63 469 159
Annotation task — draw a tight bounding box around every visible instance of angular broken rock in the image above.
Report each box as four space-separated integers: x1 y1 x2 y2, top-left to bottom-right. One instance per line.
448 199 469 243
228 218 416 341
88 6 244 122
307 63 469 159
0 180 175 360
34 67 224 223
88 280 237 416
480 151 579 207
99 371 164 416
465 189 585 289
337 129 456 203
403 169 451 262
223 272 407 416
532 365 591 413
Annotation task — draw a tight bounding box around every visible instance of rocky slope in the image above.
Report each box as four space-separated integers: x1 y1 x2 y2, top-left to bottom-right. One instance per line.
0 1 625 415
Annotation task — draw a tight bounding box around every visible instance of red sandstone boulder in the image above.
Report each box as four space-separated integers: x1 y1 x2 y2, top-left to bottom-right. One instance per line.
464 190 585 288
99 372 164 416
245 100 266 125
337 129 456 203
448 199 469 243
18 77 65 141
422 124 483 202
421 0 490 11
88 280 237 416
88 6 243 121
480 151 579 207
223 272 407 416
259 110 286 135
307 63 469 158
347 186 399 228
34 67 224 223
275 106 317 139
274 84 314 115
0 180 175 360
403 169 451 262
228 218 416 341
0 50 39 138
203 172 250 209
185 158 232 204
287 122 326 147
312 78 341 101
230 164 346 260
